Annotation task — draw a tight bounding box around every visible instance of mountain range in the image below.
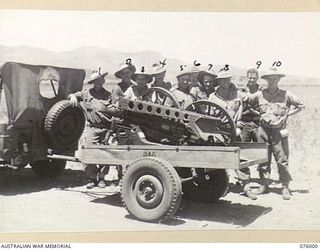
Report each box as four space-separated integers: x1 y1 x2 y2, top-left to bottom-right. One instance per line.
0 45 319 86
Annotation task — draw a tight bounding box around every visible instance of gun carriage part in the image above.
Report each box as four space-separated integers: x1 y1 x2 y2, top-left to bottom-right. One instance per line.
185 100 237 145
141 87 180 108
111 97 236 146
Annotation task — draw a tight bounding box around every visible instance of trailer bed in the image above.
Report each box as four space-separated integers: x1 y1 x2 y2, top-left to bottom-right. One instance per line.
77 142 267 169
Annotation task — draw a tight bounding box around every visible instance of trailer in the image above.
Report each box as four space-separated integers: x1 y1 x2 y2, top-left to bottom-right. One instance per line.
49 90 268 222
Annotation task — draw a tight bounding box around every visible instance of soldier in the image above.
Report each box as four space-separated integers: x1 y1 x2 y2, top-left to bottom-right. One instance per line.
208 70 243 124
171 67 195 109
123 67 152 100
68 70 114 189
190 65 207 101
111 63 136 104
150 63 171 90
197 68 218 98
241 68 262 142
247 67 305 200
208 70 257 199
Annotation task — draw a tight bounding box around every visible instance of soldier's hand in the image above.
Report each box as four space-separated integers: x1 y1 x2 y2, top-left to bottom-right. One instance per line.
236 121 245 129
69 94 78 107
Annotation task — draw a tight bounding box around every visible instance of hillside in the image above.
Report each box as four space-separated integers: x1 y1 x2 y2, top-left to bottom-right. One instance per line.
0 45 319 86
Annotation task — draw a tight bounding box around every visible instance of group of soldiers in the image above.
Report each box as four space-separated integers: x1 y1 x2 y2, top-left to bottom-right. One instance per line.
68 61 305 201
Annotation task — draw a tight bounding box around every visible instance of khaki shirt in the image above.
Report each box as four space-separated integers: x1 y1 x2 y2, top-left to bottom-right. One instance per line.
208 83 244 122
151 81 172 90
247 87 305 128
171 88 195 109
111 81 133 104
123 85 149 101
241 84 261 122
74 87 112 127
190 86 207 101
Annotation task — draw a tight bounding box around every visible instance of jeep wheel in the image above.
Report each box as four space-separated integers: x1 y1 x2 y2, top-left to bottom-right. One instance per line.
181 169 229 203
44 100 85 149
31 159 66 178
121 157 182 222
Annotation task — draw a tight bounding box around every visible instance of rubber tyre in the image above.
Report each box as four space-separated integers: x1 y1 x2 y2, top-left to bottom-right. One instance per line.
180 168 229 203
120 157 182 222
44 100 85 149
31 159 66 178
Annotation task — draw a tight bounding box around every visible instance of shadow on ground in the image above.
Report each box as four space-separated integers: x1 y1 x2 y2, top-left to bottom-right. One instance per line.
91 194 123 207
89 190 272 227
176 198 272 227
0 167 88 195
228 179 310 196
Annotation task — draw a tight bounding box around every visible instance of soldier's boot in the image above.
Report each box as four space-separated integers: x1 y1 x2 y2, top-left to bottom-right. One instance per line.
243 183 257 200
255 168 270 195
97 180 107 188
86 180 98 189
282 184 291 200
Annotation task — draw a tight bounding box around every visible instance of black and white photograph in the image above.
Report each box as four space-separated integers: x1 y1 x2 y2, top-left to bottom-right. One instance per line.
0 10 319 233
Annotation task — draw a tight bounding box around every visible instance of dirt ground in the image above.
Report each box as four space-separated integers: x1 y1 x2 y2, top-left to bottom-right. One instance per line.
0 159 319 233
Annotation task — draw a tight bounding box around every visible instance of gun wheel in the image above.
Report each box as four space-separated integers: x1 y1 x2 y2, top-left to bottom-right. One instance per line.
186 100 237 145
120 157 182 222
142 87 180 108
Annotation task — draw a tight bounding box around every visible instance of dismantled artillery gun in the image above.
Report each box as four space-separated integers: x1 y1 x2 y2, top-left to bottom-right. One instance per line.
50 87 268 222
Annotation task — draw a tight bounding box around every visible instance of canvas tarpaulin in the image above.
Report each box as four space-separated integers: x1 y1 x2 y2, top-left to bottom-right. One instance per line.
0 62 85 128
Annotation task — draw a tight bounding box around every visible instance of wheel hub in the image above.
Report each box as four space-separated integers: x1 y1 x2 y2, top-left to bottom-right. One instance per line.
134 175 164 209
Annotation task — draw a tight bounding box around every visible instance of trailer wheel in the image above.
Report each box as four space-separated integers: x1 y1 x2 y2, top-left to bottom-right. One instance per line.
181 169 229 203
120 157 182 222
31 159 66 178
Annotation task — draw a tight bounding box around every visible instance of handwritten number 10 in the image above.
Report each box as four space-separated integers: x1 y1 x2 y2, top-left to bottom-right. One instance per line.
256 61 282 69
272 61 282 67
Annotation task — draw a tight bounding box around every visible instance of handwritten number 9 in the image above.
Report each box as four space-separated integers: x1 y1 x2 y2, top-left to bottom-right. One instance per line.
256 61 262 69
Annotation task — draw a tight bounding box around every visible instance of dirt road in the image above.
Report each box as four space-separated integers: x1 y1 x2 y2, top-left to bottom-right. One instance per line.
0 161 319 233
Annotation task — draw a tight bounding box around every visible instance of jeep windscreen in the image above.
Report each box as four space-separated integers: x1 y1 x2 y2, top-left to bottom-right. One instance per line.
38 67 60 99
0 86 9 125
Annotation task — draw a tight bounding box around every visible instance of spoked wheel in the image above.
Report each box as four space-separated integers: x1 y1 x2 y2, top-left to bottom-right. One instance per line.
186 100 237 145
178 168 229 203
142 87 180 108
120 157 182 222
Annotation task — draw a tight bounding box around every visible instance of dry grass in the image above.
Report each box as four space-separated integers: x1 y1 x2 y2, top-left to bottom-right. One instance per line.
286 85 320 185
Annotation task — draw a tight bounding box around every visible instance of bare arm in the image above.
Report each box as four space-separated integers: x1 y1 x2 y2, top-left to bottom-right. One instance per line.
287 91 305 117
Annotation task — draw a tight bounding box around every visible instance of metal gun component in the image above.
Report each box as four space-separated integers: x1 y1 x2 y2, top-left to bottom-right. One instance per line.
114 96 236 146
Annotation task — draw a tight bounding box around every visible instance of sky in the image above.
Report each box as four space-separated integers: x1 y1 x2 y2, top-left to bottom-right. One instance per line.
0 10 319 77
